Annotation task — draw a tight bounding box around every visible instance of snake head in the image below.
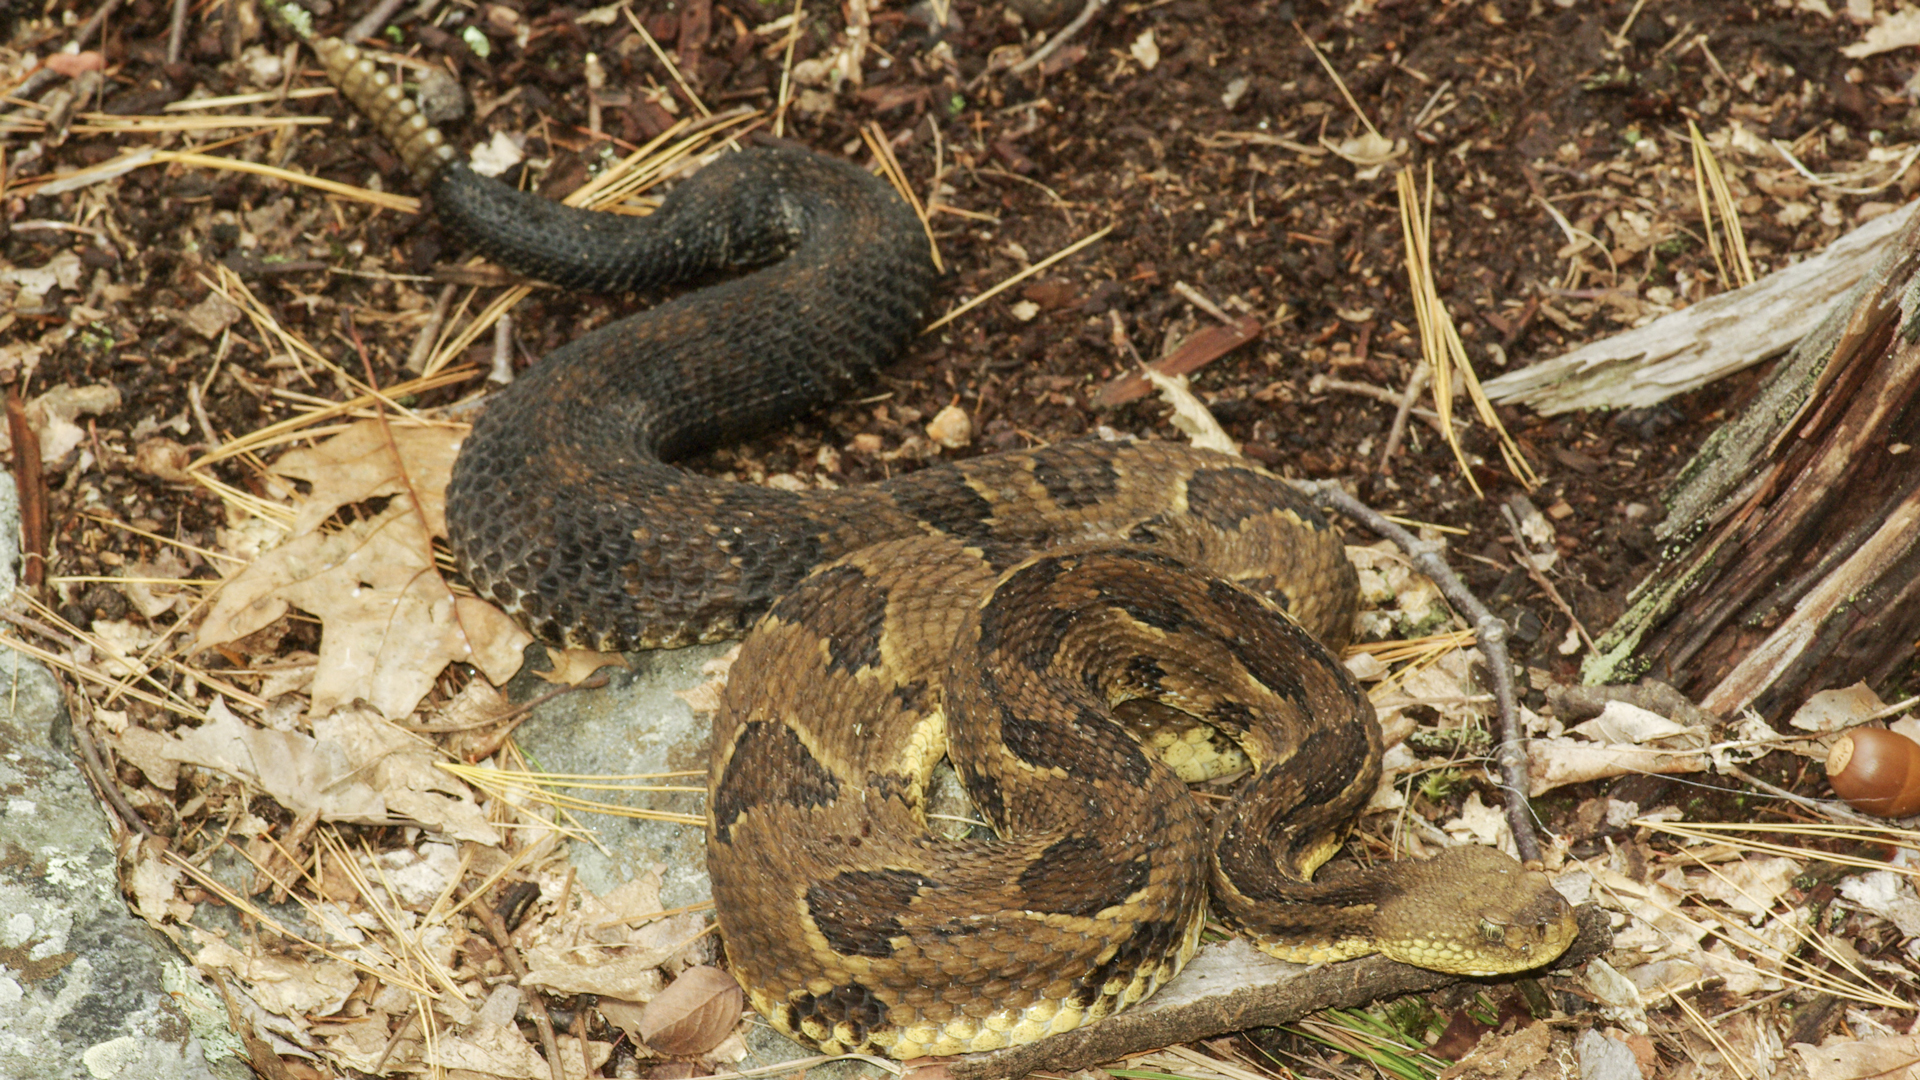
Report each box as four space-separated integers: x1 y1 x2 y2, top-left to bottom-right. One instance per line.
1374 844 1580 976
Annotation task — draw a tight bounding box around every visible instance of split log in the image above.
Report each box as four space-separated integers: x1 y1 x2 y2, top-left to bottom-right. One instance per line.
1481 203 1914 416
1585 204 1920 720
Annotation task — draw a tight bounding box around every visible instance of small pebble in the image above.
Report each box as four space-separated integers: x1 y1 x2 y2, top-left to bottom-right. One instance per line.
926 404 972 450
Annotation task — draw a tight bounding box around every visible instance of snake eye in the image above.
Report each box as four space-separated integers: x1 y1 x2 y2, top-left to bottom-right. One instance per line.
1478 917 1507 945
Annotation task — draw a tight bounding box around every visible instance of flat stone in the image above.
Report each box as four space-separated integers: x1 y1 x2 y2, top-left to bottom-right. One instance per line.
509 643 729 909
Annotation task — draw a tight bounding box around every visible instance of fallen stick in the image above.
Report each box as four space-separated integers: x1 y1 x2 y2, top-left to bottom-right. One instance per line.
947 905 1611 1080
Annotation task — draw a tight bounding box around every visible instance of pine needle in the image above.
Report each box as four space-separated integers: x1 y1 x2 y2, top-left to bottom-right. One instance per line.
1688 121 1754 289
1396 163 1538 494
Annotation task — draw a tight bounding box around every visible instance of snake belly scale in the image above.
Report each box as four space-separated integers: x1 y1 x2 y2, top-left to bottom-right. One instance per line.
317 37 1579 1059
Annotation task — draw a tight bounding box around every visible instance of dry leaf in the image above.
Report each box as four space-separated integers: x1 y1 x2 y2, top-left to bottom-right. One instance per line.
197 420 527 718
1569 700 1696 744
1526 737 1710 795
197 495 526 718
194 930 359 1018
672 646 739 714
27 383 121 465
1442 792 1510 850
313 707 503 843
125 835 194 924
925 404 972 449
1842 9 1920 57
269 420 462 536
160 697 389 822
1794 1033 1920 1079
1129 28 1160 70
538 646 630 686
1787 681 1886 732
1146 370 1238 455
1325 130 1404 168
1436 1019 1551 1080
522 950 674 1000
181 291 243 339
635 966 745 1056
153 698 501 842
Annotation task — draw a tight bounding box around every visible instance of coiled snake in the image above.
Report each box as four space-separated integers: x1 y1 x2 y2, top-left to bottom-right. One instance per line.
318 37 1577 1059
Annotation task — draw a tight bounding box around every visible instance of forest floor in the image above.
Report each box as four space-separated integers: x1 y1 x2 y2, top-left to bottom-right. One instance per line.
6 0 1920 1078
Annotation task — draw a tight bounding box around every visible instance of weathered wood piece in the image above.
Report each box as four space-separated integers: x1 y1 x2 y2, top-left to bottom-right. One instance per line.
1585 205 1920 720
1481 203 1915 416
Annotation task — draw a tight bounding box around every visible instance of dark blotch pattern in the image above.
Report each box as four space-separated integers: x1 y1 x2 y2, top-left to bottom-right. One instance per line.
807 563 888 674
711 721 839 842
1205 578 1314 709
1031 445 1121 509
1000 703 1152 786
1066 919 1183 1009
1180 467 1270 532
1018 836 1151 917
806 868 936 958
885 469 999 546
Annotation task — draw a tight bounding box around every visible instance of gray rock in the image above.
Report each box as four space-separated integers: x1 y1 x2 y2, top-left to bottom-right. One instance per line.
1577 1028 1645 1080
510 642 729 909
512 644 891 1075
0 648 237 1080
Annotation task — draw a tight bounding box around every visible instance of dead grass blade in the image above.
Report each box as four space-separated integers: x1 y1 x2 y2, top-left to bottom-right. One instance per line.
1637 819 1920 873
862 120 944 274
1293 24 1381 141
166 847 441 996
1396 163 1539 495
1667 990 1756 1080
163 86 336 110
773 0 806 137
70 113 333 135
439 762 706 827
78 511 245 566
624 6 711 118
147 149 418 211
1688 121 1754 289
188 368 475 471
0 628 209 720
925 225 1113 332
1606 821 1917 1010
322 829 468 1000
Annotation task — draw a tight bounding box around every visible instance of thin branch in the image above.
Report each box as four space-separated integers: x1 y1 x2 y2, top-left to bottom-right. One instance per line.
460 881 566 1080
1292 480 1544 865
948 906 1610 1080
1006 0 1108 78
8 0 124 107
1379 359 1431 467
167 0 189 65
345 0 418 45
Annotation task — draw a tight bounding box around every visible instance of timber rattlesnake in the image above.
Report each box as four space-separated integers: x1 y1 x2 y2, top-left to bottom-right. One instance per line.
316 36 1579 1059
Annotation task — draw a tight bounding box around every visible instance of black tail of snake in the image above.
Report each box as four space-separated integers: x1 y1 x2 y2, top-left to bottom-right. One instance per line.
316 34 1577 1059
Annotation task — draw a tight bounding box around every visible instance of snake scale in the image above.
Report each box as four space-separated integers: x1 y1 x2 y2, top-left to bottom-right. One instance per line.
319 37 1578 1058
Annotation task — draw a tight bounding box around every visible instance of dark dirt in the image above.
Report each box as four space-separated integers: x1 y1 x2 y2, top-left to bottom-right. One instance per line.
8 0 1920 1072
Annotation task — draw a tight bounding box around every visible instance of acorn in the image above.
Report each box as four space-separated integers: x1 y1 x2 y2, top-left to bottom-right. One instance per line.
1825 728 1920 818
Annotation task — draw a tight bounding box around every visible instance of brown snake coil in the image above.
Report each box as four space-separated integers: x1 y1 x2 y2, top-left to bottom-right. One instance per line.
315 36 1579 1060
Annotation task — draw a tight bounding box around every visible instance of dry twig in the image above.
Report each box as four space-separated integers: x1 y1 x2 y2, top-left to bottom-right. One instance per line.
1293 480 1546 865
1005 0 1110 79
949 906 1610 1080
